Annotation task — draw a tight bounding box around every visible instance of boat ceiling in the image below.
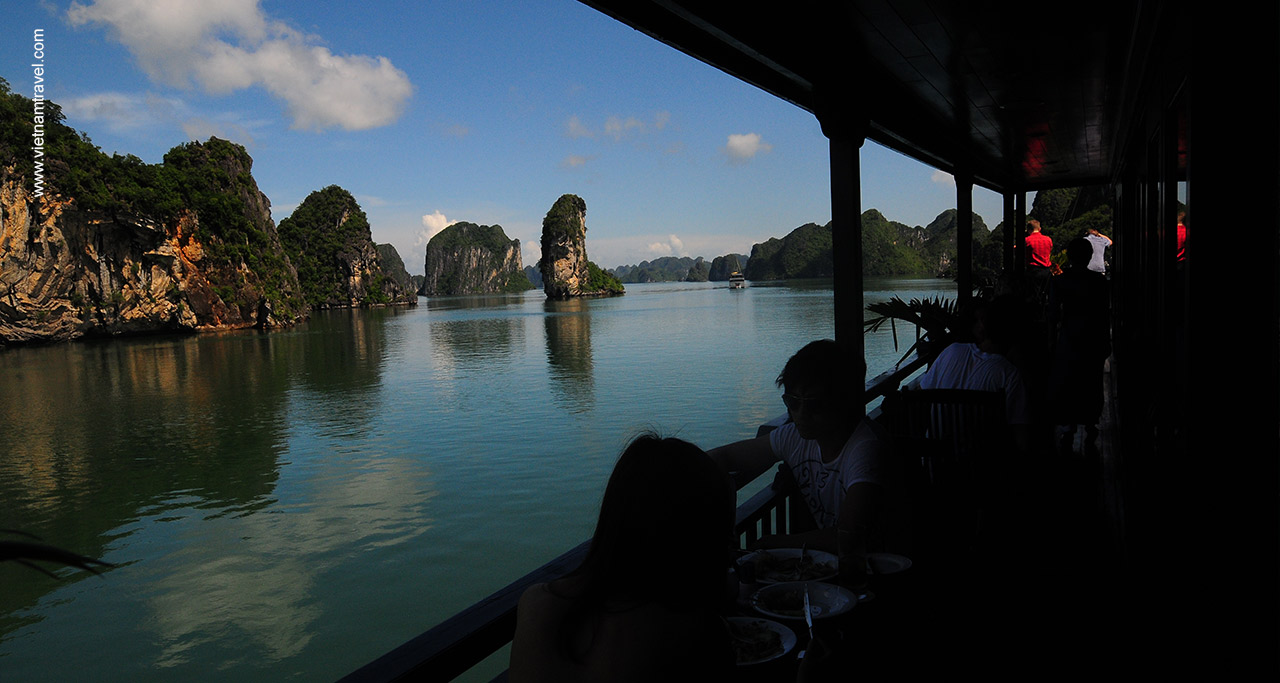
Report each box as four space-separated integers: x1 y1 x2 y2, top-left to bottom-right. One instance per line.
580 0 1144 194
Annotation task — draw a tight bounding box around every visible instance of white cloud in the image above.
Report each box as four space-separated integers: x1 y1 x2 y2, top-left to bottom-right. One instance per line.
644 234 687 257
416 211 456 247
65 90 261 148
604 115 644 141
522 239 541 268
63 91 187 132
181 117 257 148
568 112 670 142
931 169 955 187
565 115 593 139
561 154 593 168
67 0 412 131
724 133 772 163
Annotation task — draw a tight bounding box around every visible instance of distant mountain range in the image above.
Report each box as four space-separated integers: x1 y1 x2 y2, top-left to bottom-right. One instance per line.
606 195 1110 284
607 210 992 283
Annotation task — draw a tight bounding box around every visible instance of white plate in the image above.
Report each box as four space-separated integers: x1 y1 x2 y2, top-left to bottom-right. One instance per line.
750 581 857 621
726 616 796 666
741 548 839 584
867 552 912 575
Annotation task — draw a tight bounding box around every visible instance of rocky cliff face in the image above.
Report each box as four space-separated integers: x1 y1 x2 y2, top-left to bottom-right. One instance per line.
539 194 622 298
420 222 531 295
0 140 306 344
375 243 414 292
278 186 416 308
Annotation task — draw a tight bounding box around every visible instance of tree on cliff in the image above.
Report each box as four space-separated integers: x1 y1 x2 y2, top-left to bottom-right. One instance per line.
539 194 623 297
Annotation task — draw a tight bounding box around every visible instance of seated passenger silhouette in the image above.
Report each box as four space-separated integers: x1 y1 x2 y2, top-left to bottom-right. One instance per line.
907 298 1031 453
709 340 893 560
509 435 735 682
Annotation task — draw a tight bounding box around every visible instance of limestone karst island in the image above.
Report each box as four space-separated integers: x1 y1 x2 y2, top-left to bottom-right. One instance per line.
0 80 415 345
419 222 533 296
539 194 624 299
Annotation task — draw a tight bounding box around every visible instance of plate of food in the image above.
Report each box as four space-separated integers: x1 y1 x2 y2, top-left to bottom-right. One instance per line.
741 548 839 584
750 581 857 621
725 616 796 665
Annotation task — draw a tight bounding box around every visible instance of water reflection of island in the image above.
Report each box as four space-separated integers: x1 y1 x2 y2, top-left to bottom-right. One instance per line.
0 307 401 659
543 298 594 413
426 296 524 369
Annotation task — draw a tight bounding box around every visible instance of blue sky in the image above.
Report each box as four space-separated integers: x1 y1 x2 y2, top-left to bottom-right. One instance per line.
6 0 1006 275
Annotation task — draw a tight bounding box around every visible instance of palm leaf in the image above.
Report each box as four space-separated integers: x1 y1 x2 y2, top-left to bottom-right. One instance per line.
863 295 962 364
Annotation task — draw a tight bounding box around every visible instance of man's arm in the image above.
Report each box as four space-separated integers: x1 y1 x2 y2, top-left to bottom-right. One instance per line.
707 435 778 491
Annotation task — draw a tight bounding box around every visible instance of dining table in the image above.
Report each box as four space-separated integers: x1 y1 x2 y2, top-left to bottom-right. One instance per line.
728 550 931 682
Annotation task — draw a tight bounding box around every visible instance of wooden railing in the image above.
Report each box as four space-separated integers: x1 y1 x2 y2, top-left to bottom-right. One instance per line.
338 354 928 683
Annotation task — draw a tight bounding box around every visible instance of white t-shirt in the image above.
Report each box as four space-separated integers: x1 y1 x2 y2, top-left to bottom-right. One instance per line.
915 342 1030 424
1085 233 1109 273
768 420 887 529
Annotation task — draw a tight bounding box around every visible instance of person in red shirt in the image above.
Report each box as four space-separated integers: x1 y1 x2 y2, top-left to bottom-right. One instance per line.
1024 219 1053 302
1176 210 1187 262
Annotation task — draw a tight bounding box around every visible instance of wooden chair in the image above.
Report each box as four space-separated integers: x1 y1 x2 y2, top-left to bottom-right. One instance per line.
884 389 1010 564
887 389 1009 485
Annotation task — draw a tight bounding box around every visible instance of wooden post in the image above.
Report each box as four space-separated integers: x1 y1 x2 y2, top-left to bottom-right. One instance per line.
819 104 868 412
1014 192 1027 277
956 173 973 304
1003 191 1015 271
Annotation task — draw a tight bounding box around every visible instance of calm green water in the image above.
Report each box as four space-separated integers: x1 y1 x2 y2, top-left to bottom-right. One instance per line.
0 278 951 681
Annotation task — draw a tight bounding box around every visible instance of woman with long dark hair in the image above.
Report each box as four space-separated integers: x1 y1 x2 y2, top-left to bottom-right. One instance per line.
509 434 736 682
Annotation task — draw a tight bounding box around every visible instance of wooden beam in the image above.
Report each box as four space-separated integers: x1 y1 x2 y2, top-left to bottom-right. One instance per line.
956 173 973 303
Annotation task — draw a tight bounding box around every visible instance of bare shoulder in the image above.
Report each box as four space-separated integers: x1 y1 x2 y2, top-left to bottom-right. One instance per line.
518 579 576 618
518 582 552 610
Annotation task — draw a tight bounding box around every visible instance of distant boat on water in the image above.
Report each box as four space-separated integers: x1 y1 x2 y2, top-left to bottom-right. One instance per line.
729 272 746 289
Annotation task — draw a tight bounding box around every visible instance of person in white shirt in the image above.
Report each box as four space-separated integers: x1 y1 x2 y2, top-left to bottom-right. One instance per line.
708 340 891 557
908 297 1031 453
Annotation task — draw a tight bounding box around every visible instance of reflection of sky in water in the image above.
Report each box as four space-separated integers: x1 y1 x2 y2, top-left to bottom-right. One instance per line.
143 453 435 669
0 280 954 681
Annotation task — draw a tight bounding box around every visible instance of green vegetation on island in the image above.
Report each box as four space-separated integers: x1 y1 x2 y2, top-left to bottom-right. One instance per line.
1 76 307 325
745 222 834 280
708 254 748 281
422 222 533 295
376 243 414 292
278 185 411 308
584 261 624 294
